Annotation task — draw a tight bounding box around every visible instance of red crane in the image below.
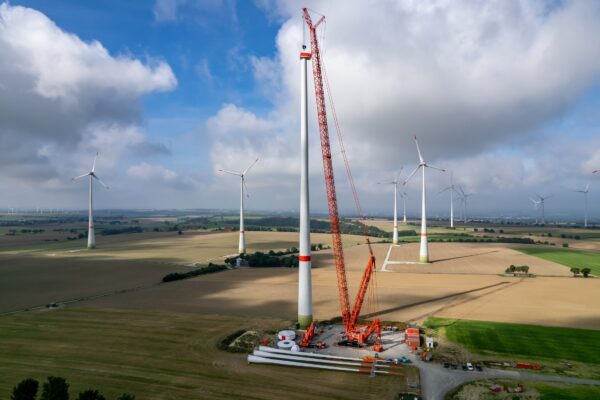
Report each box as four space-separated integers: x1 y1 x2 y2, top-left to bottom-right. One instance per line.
300 7 382 352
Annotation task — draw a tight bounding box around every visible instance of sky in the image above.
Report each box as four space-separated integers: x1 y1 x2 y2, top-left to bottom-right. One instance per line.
0 0 599 220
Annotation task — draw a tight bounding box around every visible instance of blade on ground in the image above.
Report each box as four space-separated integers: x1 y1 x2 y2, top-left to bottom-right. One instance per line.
402 165 420 186
243 158 260 175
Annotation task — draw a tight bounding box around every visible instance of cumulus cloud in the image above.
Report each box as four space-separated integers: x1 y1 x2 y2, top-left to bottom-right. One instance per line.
0 3 176 189
206 0 600 214
127 162 191 189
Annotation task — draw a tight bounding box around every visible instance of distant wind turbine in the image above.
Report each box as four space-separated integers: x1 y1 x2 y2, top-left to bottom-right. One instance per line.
535 194 551 225
219 158 259 254
439 171 457 228
72 152 109 249
529 197 541 224
574 184 590 228
457 186 473 224
378 167 403 244
404 136 445 263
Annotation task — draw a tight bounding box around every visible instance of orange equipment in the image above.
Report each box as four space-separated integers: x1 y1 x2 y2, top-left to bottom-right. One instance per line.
302 7 382 352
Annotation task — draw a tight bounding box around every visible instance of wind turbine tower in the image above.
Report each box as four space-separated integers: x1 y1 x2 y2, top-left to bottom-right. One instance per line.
400 192 407 224
535 194 550 225
458 186 473 224
297 45 313 329
72 152 109 249
530 197 541 224
404 136 445 263
439 171 456 228
574 184 590 228
219 158 259 254
378 168 403 244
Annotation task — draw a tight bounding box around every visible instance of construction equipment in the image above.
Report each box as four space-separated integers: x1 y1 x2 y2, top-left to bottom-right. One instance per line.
301 8 382 352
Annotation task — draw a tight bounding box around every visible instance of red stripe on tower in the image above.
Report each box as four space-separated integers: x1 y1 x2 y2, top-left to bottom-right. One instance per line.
299 255 311 262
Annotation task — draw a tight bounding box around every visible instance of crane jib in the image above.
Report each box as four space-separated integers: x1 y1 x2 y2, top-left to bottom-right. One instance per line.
302 8 382 350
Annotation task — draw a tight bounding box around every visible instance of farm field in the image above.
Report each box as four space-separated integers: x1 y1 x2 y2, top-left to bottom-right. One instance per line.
0 230 372 314
0 308 415 400
67 242 600 330
515 247 600 275
424 317 600 364
385 242 572 276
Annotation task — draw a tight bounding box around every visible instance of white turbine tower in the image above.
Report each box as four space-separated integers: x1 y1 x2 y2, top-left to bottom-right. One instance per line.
219 158 259 254
72 152 109 249
378 167 403 244
535 194 551 225
529 197 541 224
404 136 445 263
400 192 407 224
574 184 590 228
439 171 457 228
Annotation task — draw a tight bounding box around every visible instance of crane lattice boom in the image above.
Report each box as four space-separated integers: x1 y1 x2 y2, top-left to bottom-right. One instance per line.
302 8 381 350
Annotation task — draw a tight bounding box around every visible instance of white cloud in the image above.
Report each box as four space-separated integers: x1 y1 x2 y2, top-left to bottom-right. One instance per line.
127 162 191 189
205 0 600 215
0 3 176 188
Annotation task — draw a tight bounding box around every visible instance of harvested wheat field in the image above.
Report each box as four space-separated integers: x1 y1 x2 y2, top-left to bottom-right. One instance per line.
385 242 573 276
0 231 371 314
74 240 600 330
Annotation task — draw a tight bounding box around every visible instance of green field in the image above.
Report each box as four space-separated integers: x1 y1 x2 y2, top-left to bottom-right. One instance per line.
536 382 600 399
0 309 413 400
425 318 600 364
515 247 600 275
449 380 600 400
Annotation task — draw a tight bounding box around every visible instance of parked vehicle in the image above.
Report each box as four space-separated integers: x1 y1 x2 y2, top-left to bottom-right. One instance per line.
443 362 450 368
475 364 483 371
466 362 474 371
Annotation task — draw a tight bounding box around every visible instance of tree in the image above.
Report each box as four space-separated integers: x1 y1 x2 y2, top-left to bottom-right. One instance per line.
570 267 580 277
581 268 591 278
11 378 39 400
522 265 529 274
76 390 105 400
117 395 135 400
41 376 69 400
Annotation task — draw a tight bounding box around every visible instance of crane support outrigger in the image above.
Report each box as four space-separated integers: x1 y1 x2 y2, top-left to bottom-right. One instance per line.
299 7 383 352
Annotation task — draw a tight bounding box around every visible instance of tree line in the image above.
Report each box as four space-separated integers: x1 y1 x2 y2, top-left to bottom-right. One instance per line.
11 376 134 400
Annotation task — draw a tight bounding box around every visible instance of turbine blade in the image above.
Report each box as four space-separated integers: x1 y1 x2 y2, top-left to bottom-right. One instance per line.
243 180 250 198
243 158 259 175
91 152 98 173
426 164 446 172
585 184 590 192
439 187 451 194
219 169 242 176
396 166 404 183
92 174 109 189
402 165 420 185
414 136 424 163
72 173 91 181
